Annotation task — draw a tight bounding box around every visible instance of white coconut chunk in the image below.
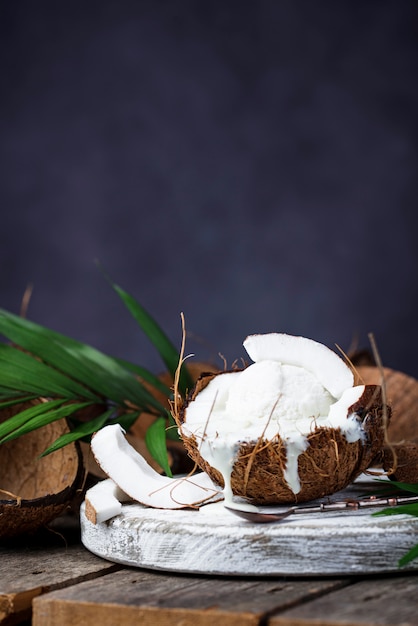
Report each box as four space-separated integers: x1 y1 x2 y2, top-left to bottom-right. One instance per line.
183 362 336 443
243 333 353 399
326 385 366 441
226 361 335 432
91 424 221 509
85 478 131 524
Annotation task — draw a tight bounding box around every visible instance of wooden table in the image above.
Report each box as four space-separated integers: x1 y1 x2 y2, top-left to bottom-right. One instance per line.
1 513 417 626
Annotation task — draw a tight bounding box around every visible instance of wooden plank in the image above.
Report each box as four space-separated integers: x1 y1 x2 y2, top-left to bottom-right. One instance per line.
270 575 418 626
0 521 122 625
33 568 349 626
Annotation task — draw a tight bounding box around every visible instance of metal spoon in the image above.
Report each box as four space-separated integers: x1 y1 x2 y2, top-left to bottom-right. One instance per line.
224 493 418 523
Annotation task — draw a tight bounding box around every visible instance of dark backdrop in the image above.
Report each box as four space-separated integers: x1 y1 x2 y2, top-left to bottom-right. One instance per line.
1 1 417 377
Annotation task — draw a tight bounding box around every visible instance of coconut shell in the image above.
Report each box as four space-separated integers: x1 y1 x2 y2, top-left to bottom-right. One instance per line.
0 400 84 539
180 376 387 504
381 442 418 483
355 366 418 444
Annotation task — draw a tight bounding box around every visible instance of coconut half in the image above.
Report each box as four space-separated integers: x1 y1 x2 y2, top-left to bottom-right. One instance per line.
179 333 388 505
0 400 84 539
355 365 418 483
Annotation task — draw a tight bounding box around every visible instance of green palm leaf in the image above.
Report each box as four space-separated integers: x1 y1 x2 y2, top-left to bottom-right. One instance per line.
0 400 101 444
0 344 100 400
145 416 172 477
42 408 115 455
0 309 167 412
115 357 173 397
0 277 194 469
0 399 67 441
374 503 418 517
108 279 194 396
399 543 418 568
113 411 142 433
0 395 38 408
373 480 418 567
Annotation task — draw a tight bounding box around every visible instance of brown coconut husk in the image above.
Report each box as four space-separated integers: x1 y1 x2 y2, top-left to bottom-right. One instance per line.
0 400 85 539
355 366 418 444
381 442 418 484
180 373 388 504
354 366 418 483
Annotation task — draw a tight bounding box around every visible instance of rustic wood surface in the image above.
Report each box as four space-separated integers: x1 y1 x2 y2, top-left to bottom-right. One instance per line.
32 569 349 626
271 575 418 626
0 515 121 625
32 569 418 626
2 512 418 626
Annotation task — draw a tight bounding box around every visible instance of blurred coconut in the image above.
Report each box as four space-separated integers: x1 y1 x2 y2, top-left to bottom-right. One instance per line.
355 366 418 443
0 400 84 539
381 442 418 483
356 366 418 482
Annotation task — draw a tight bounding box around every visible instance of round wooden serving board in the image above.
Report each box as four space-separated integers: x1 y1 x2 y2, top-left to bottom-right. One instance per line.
80 480 418 576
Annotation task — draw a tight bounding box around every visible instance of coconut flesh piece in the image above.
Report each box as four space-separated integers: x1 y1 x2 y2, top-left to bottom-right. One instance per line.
180 333 383 506
243 333 354 399
87 424 221 523
85 478 131 525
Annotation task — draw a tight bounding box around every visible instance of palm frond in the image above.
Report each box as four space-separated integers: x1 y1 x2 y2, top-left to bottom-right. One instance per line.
0 276 192 472
374 480 418 567
0 309 167 412
108 279 194 395
0 344 100 400
42 408 115 455
145 416 173 477
0 400 95 444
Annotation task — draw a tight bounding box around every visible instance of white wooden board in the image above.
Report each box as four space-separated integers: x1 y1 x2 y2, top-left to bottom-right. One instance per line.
80 478 418 576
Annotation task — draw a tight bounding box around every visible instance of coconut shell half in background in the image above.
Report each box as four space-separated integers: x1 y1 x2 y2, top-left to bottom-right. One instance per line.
0 400 84 539
181 377 387 504
355 366 418 444
381 442 418 484
355 366 418 483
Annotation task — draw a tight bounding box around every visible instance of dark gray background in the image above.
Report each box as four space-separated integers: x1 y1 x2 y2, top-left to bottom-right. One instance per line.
1 1 417 378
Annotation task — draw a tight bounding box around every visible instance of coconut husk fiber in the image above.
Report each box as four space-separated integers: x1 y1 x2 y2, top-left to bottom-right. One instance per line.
0 399 84 539
181 373 387 504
